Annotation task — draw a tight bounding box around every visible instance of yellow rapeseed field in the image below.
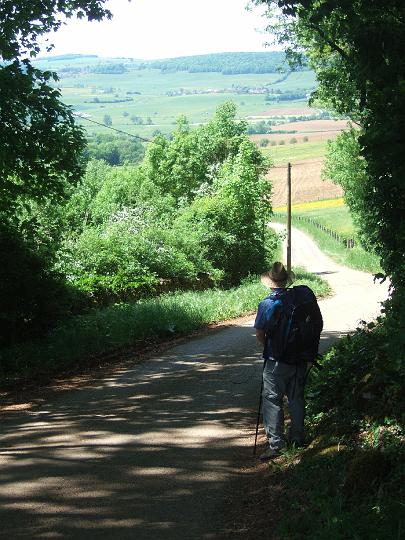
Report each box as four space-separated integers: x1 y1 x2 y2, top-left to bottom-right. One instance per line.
274 197 345 213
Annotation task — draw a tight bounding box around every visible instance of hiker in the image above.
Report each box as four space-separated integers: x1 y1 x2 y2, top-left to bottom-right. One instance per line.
254 261 323 461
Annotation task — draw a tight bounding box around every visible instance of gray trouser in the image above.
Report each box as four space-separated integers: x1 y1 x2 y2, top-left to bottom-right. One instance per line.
262 359 306 450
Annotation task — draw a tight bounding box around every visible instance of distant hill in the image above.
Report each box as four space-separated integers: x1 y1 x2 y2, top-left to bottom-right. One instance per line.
145 52 290 75
37 53 99 62
35 51 304 76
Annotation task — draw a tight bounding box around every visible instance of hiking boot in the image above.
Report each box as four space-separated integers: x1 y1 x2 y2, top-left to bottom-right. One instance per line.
259 447 281 461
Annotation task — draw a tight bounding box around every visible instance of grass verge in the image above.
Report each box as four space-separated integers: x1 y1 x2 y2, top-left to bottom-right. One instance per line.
0 268 330 387
274 213 382 274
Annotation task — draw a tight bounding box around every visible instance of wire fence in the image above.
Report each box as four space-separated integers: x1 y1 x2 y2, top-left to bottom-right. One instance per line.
273 212 357 249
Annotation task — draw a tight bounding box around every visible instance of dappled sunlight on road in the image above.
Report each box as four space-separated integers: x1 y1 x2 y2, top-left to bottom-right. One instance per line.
0 324 263 539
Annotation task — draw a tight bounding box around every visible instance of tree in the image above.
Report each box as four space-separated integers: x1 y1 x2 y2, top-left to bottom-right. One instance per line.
142 103 249 202
255 0 405 287
175 138 273 284
0 1 111 218
84 135 145 166
103 114 113 126
0 1 112 343
323 129 369 245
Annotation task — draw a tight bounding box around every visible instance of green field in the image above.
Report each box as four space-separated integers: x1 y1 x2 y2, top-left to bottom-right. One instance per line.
34 55 318 137
276 202 355 236
263 139 328 165
294 204 354 235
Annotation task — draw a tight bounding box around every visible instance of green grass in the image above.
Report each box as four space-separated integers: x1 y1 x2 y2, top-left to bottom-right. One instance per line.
277 443 404 540
274 212 382 273
0 269 330 386
263 139 328 165
295 205 354 236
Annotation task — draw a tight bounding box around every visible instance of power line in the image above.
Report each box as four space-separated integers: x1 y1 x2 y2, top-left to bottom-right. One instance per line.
73 113 152 143
73 114 344 150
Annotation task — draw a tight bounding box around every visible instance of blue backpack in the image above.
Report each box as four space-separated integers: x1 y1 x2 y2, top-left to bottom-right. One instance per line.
264 285 323 364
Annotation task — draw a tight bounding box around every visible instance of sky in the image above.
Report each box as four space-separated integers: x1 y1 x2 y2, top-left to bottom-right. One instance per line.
39 0 274 60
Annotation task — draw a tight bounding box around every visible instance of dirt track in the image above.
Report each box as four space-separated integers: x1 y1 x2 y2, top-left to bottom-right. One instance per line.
0 226 388 539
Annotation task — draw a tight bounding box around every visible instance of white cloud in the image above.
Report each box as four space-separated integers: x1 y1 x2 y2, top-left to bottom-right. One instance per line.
40 0 274 59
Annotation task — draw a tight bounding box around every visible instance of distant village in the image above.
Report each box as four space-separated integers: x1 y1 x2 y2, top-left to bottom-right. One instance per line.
165 86 310 100
166 86 273 96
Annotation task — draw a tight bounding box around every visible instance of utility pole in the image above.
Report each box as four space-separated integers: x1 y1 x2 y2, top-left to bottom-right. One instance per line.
287 162 292 273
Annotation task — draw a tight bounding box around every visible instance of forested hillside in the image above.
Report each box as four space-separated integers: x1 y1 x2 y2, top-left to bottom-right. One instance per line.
37 51 289 75
147 51 287 74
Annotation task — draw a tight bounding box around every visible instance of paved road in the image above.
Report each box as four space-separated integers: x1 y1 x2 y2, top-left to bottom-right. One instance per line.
0 226 389 539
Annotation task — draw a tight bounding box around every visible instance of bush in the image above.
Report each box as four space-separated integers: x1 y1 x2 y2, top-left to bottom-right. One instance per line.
0 223 76 346
74 273 159 305
175 140 275 284
103 114 112 126
308 290 405 425
63 217 221 303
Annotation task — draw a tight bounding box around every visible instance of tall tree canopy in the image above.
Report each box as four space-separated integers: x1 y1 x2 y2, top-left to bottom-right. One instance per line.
0 1 111 217
0 1 112 343
254 0 405 287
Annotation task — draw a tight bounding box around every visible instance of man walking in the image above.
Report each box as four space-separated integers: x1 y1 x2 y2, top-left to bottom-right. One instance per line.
254 262 323 461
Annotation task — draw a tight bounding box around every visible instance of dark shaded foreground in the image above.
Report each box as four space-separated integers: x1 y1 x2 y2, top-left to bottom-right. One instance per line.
0 322 270 539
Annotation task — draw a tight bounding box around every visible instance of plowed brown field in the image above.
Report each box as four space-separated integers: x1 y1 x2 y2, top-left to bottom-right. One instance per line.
268 157 343 207
250 119 350 144
251 119 347 206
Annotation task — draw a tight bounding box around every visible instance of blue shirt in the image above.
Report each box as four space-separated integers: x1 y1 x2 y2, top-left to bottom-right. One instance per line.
254 288 290 360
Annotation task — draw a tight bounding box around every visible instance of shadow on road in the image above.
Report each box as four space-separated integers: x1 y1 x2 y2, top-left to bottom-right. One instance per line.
0 324 263 540
0 316 352 539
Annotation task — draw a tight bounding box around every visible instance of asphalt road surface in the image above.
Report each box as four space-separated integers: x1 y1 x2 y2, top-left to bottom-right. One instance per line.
0 226 389 539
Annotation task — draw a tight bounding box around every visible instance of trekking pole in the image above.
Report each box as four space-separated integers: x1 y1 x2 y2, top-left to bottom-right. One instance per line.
253 359 267 456
253 378 263 456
